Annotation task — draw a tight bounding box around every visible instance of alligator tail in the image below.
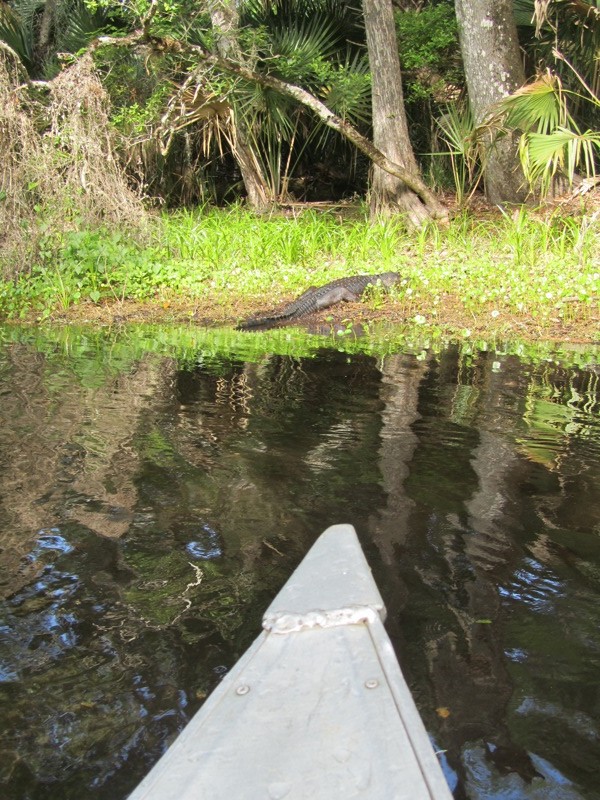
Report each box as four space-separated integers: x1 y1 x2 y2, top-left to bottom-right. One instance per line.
236 313 288 331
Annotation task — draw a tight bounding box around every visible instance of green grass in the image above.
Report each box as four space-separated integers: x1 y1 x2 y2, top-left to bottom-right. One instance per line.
0 203 598 337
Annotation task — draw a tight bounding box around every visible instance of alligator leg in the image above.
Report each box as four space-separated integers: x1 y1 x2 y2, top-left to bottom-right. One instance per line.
314 286 360 311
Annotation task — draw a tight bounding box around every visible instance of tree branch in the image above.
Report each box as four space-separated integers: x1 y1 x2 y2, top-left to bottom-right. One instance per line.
142 0 161 36
92 30 448 220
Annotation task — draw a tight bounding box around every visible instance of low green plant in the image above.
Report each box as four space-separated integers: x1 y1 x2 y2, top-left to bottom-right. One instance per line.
362 278 395 310
435 103 483 204
0 205 598 341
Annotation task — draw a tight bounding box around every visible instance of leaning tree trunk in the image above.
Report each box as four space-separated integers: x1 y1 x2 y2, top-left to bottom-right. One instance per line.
454 0 528 204
363 0 432 226
207 0 272 209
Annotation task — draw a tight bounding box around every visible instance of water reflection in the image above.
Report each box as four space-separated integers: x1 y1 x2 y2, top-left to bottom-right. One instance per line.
185 524 223 560
499 558 565 611
0 327 599 799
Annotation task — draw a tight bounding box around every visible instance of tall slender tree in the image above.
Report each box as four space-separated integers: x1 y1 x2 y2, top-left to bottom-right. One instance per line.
362 0 434 225
454 0 528 203
206 0 272 208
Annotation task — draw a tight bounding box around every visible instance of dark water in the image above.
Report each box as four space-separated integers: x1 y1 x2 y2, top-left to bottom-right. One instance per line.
0 325 599 800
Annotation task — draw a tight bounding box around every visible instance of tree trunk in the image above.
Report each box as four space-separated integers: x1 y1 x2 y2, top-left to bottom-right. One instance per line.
206 0 272 209
363 0 432 225
454 0 528 204
35 0 58 73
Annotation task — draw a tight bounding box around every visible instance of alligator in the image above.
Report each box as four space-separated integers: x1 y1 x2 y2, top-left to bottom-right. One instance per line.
236 272 400 331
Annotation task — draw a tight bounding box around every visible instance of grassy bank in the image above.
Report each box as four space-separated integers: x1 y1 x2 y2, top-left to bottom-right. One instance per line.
1 204 598 342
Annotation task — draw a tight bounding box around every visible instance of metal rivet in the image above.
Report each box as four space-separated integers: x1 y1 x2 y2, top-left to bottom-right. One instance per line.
236 684 250 695
365 678 379 689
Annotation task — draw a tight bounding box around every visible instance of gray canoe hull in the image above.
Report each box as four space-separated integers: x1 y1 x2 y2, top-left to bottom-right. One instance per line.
129 524 453 799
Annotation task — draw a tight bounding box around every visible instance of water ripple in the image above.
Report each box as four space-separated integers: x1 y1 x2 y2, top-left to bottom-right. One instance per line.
499 558 565 612
185 524 222 560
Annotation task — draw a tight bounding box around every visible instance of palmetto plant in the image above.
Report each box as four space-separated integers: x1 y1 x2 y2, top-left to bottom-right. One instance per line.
491 71 600 195
435 101 483 204
435 2 600 201
233 0 371 199
507 0 600 194
0 0 117 78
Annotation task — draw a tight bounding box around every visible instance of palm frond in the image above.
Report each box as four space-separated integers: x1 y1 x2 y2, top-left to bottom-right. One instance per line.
513 0 600 114
268 16 342 81
0 1 36 70
492 72 570 134
520 127 600 192
56 2 109 55
435 102 483 202
4 0 42 32
436 102 475 153
490 65 600 193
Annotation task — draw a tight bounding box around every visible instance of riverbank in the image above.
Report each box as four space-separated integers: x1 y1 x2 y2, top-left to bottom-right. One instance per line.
2 202 599 344
44 290 599 345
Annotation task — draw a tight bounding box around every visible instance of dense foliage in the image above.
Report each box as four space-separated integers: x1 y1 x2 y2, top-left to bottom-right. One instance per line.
1 0 598 206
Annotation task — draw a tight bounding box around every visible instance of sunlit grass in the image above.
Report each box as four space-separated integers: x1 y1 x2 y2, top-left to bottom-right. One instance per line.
0 203 598 338
157 204 599 325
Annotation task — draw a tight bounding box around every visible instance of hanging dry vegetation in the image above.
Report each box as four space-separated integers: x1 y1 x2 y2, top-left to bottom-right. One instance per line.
0 52 146 273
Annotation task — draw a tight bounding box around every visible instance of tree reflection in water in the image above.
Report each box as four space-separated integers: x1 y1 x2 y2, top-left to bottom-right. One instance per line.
0 327 598 799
